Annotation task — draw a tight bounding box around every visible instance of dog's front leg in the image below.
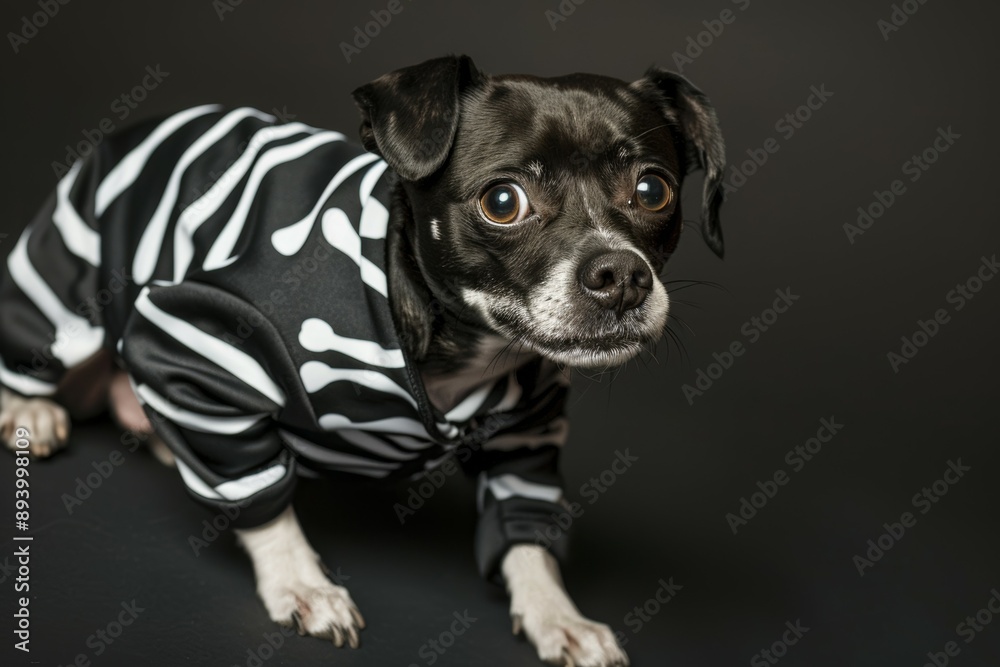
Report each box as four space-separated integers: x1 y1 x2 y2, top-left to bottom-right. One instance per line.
503 544 629 666
235 505 364 647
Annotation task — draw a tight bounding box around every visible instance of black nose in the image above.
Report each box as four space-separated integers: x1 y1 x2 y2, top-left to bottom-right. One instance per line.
579 250 653 315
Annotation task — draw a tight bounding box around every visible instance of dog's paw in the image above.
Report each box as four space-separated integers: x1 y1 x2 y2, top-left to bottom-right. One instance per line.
0 393 70 457
258 578 365 648
514 609 628 667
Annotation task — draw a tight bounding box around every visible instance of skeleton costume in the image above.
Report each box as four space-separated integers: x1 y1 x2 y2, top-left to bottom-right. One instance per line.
0 106 573 579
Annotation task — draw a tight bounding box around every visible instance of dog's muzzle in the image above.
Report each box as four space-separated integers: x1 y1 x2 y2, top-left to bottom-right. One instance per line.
578 250 652 316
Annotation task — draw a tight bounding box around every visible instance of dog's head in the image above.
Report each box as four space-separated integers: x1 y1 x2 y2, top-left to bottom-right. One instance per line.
353 55 726 367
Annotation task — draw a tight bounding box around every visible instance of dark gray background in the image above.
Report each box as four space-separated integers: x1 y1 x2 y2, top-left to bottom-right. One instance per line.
2 0 998 665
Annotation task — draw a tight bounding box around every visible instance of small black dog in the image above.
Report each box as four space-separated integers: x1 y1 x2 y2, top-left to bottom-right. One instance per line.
0 54 725 666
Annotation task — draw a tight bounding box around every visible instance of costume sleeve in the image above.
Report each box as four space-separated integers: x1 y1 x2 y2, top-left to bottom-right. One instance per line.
467 360 574 583
120 281 298 528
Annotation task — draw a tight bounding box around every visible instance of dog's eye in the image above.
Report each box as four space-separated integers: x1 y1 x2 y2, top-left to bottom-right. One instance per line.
634 174 672 211
480 183 529 225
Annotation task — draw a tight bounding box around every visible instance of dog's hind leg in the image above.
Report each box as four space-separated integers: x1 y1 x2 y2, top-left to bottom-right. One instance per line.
1 388 70 457
1 161 108 456
1 348 114 456
107 369 174 467
0 348 175 465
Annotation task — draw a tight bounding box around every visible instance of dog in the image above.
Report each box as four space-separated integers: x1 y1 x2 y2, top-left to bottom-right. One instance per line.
0 54 725 666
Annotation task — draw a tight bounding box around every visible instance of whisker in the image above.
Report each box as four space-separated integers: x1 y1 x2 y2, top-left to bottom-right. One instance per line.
668 312 698 338
663 278 725 288
484 337 516 377
660 324 692 368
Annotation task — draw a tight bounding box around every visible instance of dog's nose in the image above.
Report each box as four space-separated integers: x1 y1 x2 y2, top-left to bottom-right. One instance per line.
578 250 653 315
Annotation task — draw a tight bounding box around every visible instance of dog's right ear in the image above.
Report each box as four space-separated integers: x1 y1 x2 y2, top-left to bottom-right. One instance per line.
352 55 482 182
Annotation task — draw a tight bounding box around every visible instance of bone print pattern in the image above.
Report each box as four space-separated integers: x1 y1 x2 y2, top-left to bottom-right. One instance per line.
0 107 574 580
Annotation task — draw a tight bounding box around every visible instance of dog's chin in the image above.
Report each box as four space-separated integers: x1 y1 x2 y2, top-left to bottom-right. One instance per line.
535 342 645 368
478 320 657 369
481 308 669 369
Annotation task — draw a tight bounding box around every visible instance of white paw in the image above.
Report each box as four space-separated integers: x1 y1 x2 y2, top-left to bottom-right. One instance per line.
1 392 70 457
258 577 365 648
514 608 629 667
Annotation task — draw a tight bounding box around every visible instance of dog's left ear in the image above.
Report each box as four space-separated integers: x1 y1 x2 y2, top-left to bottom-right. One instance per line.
352 55 482 182
631 68 727 258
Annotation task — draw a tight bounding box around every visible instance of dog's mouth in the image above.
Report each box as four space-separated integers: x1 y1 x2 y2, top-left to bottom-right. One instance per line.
463 293 669 369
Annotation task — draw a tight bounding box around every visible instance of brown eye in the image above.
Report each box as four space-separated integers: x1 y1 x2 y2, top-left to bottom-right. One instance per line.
480 183 529 224
635 174 672 211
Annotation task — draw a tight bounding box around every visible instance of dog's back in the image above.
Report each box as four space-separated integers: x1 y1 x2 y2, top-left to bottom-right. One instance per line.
0 106 383 394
